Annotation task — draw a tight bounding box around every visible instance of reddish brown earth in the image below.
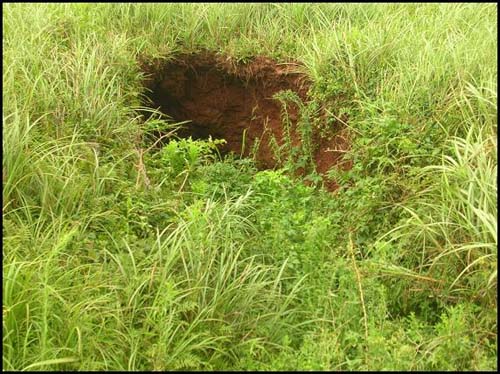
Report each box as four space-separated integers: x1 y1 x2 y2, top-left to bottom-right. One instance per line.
141 52 351 191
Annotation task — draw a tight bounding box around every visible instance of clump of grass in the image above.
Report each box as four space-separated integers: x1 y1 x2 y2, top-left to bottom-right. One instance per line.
385 122 497 305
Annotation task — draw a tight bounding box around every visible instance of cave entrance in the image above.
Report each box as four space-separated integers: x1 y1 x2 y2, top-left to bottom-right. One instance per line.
141 52 310 167
140 52 352 190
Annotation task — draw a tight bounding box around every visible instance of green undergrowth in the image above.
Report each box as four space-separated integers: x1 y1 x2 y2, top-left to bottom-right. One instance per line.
3 3 497 371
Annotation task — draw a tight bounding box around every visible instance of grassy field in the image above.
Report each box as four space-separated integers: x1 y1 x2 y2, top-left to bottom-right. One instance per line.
2 3 497 371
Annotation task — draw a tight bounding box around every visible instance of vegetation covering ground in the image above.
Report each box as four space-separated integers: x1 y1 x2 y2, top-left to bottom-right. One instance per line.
2 3 497 371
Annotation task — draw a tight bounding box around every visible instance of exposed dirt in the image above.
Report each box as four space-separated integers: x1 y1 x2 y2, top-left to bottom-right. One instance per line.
141 51 351 191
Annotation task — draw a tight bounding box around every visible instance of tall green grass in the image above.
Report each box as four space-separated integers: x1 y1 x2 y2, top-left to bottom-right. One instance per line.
3 193 304 370
387 123 497 304
3 3 497 371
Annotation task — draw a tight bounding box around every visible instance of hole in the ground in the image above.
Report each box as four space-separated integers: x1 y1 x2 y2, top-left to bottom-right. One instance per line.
142 52 309 166
141 52 352 190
